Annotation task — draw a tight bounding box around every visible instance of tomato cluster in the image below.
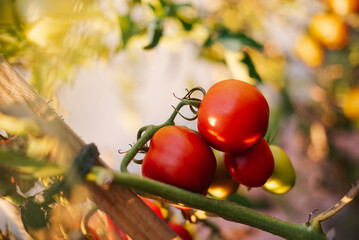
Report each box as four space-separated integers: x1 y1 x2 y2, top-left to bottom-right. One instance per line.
141 79 295 199
197 79 275 188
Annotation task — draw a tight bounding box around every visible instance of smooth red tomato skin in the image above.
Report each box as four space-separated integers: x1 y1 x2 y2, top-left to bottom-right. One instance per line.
224 139 274 187
197 79 269 153
142 126 217 194
167 222 193 240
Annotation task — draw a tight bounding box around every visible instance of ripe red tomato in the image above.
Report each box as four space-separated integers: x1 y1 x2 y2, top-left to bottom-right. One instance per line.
142 125 217 194
167 222 193 240
224 139 274 187
197 79 269 153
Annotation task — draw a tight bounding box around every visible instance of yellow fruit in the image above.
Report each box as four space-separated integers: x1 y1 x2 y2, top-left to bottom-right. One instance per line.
294 34 324 67
329 0 359 15
309 13 348 50
208 151 239 198
342 87 359 120
262 145 296 195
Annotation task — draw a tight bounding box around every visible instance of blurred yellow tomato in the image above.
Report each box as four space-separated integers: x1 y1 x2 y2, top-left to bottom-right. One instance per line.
342 87 359 120
294 34 324 67
208 150 239 199
329 0 359 15
309 13 348 50
262 145 295 195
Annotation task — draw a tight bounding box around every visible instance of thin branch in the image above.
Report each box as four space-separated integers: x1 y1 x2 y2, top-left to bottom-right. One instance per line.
311 180 359 223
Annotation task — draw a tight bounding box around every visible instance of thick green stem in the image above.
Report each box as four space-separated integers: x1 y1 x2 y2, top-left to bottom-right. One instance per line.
88 167 327 240
120 101 186 172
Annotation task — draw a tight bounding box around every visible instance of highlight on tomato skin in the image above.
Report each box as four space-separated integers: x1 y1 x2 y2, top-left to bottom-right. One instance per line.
197 79 270 153
141 125 217 194
224 138 274 188
262 145 296 195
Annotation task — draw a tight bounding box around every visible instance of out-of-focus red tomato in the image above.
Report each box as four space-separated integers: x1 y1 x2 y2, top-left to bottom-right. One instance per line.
140 197 165 221
167 222 193 240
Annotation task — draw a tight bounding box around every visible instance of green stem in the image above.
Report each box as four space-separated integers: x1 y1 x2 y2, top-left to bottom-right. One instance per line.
120 101 186 172
88 167 327 240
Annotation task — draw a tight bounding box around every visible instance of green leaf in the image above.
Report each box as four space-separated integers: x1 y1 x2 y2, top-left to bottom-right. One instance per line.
203 35 215 48
118 15 141 50
241 52 262 83
178 17 193 31
147 3 156 12
144 19 164 50
217 29 263 51
0 150 64 178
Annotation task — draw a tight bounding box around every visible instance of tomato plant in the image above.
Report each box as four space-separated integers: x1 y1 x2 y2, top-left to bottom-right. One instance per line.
262 145 296 194
197 79 269 153
142 125 217 194
208 150 239 198
224 139 274 187
167 222 193 240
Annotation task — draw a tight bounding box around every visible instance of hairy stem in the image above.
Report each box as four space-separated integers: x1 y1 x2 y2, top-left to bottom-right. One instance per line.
88 167 327 240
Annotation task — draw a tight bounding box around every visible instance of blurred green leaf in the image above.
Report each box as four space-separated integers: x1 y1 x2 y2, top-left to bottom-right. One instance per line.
118 14 142 50
241 52 262 83
144 19 164 50
0 150 64 178
217 29 263 51
178 17 193 31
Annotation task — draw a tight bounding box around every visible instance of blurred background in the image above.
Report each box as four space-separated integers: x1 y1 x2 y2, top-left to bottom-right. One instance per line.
1 0 359 239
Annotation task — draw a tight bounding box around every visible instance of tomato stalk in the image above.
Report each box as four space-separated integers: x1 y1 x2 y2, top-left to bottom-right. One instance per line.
120 101 187 172
87 168 359 240
120 87 206 172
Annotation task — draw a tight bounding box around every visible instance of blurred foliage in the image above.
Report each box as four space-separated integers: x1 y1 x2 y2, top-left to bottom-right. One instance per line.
1 0 359 239
0 0 263 98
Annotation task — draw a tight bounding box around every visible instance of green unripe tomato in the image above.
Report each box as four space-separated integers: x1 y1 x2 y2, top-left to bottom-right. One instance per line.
262 145 296 194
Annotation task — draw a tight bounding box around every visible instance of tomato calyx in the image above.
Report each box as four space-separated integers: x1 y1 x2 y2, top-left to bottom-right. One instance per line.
120 87 207 173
